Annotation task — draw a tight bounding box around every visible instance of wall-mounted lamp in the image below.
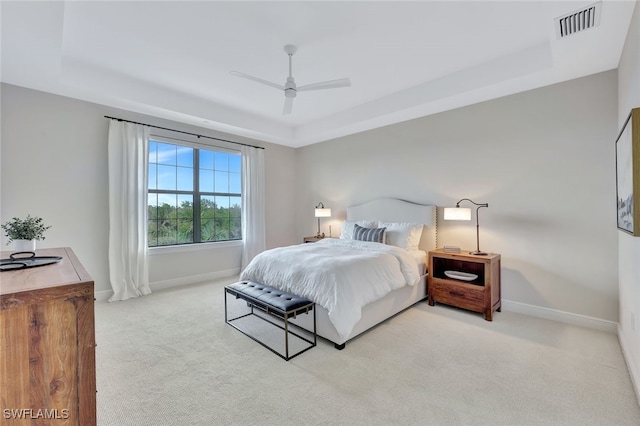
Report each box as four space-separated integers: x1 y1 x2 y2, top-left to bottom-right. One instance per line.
315 202 331 238
444 198 489 255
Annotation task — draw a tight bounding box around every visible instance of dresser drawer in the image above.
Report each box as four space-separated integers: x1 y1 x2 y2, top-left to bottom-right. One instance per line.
431 279 485 311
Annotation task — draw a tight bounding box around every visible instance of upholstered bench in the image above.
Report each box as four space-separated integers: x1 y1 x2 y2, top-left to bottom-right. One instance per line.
224 281 316 360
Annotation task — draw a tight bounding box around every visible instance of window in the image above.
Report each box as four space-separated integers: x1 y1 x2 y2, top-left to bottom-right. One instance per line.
147 139 241 247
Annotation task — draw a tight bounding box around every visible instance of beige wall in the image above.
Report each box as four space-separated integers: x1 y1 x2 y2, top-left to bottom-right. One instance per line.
0 83 297 298
295 70 619 324
617 0 640 403
0 63 627 336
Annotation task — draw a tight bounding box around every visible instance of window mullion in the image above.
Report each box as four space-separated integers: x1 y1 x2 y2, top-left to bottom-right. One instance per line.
193 149 201 243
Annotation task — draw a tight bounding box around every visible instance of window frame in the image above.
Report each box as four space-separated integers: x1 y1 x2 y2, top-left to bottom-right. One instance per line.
147 134 242 248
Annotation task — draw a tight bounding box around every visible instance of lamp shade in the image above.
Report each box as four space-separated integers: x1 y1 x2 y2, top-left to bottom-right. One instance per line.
315 208 331 218
444 207 471 221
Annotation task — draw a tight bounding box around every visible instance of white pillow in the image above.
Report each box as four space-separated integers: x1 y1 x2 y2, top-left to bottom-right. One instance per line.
340 220 377 240
378 222 423 251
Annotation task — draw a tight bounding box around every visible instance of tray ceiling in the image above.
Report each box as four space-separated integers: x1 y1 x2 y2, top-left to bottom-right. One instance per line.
1 1 635 147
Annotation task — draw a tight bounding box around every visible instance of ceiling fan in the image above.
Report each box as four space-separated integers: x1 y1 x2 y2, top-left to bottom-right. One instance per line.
230 45 351 115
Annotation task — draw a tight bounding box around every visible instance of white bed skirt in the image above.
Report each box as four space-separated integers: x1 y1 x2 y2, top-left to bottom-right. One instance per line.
290 274 428 347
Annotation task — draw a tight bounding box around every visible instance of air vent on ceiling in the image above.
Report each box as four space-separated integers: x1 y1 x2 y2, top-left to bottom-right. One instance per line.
555 2 602 39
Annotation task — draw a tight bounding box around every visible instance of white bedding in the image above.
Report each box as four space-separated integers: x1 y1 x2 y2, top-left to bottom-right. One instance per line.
239 238 421 340
409 249 427 275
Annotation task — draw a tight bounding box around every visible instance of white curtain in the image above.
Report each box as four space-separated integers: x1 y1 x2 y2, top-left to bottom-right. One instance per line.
241 145 266 271
107 121 151 302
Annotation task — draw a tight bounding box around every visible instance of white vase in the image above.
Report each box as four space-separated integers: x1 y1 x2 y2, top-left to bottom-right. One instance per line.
14 239 36 252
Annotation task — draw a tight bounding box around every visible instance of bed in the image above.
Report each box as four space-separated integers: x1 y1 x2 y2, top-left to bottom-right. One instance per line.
240 198 437 349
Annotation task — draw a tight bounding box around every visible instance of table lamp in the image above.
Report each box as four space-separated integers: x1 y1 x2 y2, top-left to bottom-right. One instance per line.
315 202 331 238
444 198 489 255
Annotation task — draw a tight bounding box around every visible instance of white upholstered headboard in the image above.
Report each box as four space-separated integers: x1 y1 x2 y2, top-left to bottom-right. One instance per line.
346 198 437 252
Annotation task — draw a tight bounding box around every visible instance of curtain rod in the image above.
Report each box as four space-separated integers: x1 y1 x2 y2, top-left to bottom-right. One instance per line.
104 116 265 150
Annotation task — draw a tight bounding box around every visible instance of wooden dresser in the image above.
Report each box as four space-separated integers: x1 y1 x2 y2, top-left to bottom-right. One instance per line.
1 247 96 425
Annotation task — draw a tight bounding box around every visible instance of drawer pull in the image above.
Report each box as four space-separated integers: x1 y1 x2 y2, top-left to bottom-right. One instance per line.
449 291 465 297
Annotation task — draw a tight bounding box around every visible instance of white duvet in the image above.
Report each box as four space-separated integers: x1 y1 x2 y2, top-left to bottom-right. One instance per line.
239 238 421 340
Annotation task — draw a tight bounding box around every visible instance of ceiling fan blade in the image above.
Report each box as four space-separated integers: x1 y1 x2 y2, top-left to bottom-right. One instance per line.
230 71 285 90
297 78 351 92
283 97 293 115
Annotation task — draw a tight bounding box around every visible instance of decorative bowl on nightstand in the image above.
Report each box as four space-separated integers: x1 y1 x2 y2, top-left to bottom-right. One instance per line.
444 270 478 281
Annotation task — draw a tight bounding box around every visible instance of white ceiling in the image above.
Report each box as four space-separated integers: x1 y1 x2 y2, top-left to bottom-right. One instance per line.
1 1 636 147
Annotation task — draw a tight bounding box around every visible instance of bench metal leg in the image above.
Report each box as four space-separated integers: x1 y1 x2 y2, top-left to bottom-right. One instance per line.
284 317 289 360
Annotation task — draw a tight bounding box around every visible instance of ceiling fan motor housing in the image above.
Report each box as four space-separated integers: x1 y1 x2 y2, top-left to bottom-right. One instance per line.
285 76 297 98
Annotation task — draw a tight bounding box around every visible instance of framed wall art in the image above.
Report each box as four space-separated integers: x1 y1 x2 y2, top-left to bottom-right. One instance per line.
615 107 640 236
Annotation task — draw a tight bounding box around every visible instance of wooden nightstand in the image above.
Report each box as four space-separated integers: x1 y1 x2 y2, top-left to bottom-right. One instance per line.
303 236 324 243
428 249 501 321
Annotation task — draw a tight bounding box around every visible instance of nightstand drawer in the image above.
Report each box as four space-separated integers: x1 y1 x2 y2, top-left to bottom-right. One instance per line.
431 279 485 310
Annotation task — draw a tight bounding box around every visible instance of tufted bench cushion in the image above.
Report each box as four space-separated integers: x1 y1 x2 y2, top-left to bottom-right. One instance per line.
226 281 312 316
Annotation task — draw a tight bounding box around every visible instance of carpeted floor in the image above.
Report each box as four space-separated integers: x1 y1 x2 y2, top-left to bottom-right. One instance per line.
95 277 640 426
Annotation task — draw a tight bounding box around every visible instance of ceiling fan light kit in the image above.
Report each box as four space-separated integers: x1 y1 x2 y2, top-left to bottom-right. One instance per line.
230 45 351 115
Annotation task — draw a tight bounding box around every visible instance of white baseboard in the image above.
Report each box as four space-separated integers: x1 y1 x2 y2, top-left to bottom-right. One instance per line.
95 289 114 302
94 268 241 302
618 325 640 406
502 299 618 333
149 268 240 292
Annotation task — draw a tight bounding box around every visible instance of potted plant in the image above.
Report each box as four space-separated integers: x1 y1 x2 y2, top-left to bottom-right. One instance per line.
1 214 52 252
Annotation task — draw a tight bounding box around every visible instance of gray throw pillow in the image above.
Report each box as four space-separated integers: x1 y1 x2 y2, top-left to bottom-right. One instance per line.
353 224 386 243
